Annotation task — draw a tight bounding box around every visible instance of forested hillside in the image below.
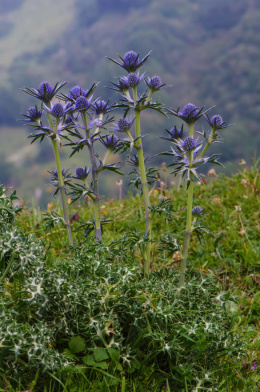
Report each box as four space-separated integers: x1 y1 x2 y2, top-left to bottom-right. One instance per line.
0 0 259 204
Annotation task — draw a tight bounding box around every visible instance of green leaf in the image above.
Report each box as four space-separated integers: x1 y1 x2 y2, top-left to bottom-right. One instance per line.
94 347 109 362
95 361 108 369
63 348 77 360
108 348 120 363
68 336 86 354
83 354 95 366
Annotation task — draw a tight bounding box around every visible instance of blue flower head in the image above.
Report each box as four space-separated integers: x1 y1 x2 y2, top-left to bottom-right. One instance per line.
113 117 135 133
100 135 119 150
127 72 144 88
192 206 204 216
204 113 231 131
22 81 67 104
92 100 113 116
168 103 212 125
162 125 187 141
75 167 90 180
68 85 87 100
145 76 165 92
50 103 65 118
107 50 151 73
75 96 91 112
181 136 202 152
109 76 130 93
23 105 42 123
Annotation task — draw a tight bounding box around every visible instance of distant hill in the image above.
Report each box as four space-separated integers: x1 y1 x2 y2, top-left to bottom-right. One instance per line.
0 0 259 204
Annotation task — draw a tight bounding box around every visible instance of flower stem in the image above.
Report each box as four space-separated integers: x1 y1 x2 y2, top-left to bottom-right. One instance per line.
51 137 73 246
179 124 194 287
82 112 102 242
133 87 152 276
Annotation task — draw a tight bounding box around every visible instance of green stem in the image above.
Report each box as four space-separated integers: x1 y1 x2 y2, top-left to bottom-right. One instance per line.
51 138 73 246
197 130 215 160
179 124 195 287
82 112 102 242
133 87 152 276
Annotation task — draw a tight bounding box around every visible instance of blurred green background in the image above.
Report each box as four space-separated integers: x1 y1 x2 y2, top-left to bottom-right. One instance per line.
0 0 259 206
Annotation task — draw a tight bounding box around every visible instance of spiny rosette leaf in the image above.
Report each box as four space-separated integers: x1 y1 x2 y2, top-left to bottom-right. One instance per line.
107 50 151 73
22 81 67 104
168 103 212 125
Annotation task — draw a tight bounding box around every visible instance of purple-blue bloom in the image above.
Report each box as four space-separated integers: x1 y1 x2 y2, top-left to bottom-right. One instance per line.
128 72 144 88
145 76 165 92
204 113 231 130
75 167 90 180
113 117 135 133
162 125 187 141
107 50 151 73
192 206 203 216
50 103 65 118
75 96 91 112
168 103 212 125
100 134 119 150
22 81 67 104
68 85 87 100
23 106 42 123
92 100 114 116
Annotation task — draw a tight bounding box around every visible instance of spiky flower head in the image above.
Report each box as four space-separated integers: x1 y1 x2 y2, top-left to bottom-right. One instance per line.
23 105 42 123
204 113 231 131
50 103 65 118
107 50 151 73
181 136 196 151
109 76 130 93
127 72 144 88
68 85 87 100
75 96 91 112
162 125 186 141
192 206 204 216
168 103 212 125
145 76 165 92
92 100 113 116
100 135 119 150
75 167 90 180
22 81 67 104
113 117 135 133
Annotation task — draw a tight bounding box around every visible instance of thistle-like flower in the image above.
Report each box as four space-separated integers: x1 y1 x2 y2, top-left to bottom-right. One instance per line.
192 206 205 216
127 72 144 88
48 168 72 194
109 76 130 93
75 167 90 180
107 50 151 73
22 106 42 123
92 100 114 116
180 136 202 153
68 85 87 100
162 125 187 141
113 117 135 133
145 76 165 92
75 96 92 112
204 114 231 131
22 81 67 104
168 103 212 125
100 135 119 150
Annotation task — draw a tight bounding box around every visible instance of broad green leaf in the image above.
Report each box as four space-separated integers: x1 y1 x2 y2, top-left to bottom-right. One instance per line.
108 348 120 363
68 336 86 354
94 347 109 362
83 354 95 366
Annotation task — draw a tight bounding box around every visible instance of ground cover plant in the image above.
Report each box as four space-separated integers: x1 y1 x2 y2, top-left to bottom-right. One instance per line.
0 50 259 391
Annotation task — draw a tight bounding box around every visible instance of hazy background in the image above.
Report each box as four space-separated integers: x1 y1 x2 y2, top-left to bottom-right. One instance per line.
0 0 259 206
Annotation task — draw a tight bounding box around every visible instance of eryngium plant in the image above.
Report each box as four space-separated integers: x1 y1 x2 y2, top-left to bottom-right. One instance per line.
108 50 166 276
163 103 231 286
59 85 122 242
22 81 74 245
